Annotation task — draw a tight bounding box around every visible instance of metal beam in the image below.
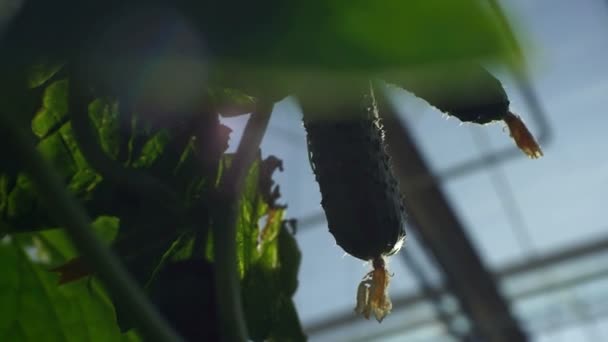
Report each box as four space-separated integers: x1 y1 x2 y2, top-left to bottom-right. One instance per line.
306 226 608 336
351 264 608 341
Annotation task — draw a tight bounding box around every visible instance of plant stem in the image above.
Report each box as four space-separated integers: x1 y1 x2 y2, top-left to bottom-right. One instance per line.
214 104 273 342
0 112 184 342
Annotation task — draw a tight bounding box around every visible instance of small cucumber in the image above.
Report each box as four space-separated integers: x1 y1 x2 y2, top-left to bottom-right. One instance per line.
385 64 543 158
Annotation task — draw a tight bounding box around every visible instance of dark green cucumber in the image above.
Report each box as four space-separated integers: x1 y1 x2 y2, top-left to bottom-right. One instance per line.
302 85 406 261
385 64 509 124
384 64 543 158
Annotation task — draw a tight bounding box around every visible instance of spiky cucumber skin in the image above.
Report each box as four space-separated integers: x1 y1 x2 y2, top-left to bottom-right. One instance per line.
302 87 406 261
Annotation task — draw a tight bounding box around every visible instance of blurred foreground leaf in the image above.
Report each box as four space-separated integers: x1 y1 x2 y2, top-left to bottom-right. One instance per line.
0 238 135 342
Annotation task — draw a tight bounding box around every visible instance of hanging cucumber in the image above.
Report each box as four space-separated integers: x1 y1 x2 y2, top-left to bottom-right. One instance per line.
384 64 543 158
302 83 405 322
300 65 539 322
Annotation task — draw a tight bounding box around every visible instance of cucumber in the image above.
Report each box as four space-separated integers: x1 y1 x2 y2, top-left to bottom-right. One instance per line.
386 64 509 124
385 64 543 158
302 84 406 262
302 83 404 322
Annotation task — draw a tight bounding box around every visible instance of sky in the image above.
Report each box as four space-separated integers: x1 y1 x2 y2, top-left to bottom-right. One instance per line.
221 0 608 340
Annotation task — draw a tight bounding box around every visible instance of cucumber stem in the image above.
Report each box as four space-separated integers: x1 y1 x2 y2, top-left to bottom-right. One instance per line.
504 112 543 159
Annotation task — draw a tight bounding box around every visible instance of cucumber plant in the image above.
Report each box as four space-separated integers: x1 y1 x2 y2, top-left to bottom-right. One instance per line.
1 0 536 339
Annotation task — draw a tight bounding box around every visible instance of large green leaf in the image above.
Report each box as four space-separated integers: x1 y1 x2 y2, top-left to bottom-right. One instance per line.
229 0 512 70
5 1 513 70
0 238 131 342
201 0 518 102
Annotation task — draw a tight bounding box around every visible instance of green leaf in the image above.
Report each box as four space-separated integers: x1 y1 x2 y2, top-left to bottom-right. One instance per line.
88 99 120 160
241 223 305 341
201 0 512 71
324 0 510 68
27 61 63 89
278 225 302 298
257 210 283 269
0 239 127 342
31 80 68 138
229 155 305 340
1 173 52 234
0 175 9 215
38 216 120 262
146 232 196 288
235 157 262 278
36 131 77 180
56 122 90 171
121 330 142 342
269 297 307 342
242 264 281 341
131 131 170 169
7 174 37 219
208 87 257 117
208 0 518 103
